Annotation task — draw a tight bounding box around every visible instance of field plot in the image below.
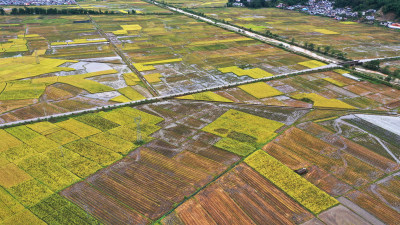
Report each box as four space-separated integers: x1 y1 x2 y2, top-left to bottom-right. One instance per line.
0 15 153 123
0 106 162 223
93 14 312 95
162 0 227 8
162 163 315 224
264 124 396 190
176 69 400 111
73 0 171 14
60 100 309 224
194 8 400 59
245 150 338 214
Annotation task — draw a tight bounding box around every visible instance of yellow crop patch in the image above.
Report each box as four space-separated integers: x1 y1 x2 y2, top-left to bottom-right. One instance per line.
245 150 339 214
31 70 117 94
238 82 283 98
340 21 357 25
0 24 20 26
0 37 28 53
56 119 102 138
190 37 252 46
117 87 146 101
51 38 107 46
323 77 346 87
176 91 232 102
0 163 32 188
0 130 22 152
123 72 141 85
314 29 339 34
111 95 131 103
144 73 162 83
112 24 142 35
0 56 76 83
0 81 46 100
134 58 182 72
334 69 349 74
1 209 46 225
202 109 284 145
291 93 356 109
298 60 327 68
26 121 61 135
218 66 273 79
0 187 26 223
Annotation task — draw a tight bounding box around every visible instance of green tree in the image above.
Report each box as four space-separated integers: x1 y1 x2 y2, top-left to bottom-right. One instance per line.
364 60 380 70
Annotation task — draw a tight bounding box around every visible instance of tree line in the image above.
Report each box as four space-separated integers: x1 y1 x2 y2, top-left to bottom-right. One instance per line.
364 60 400 81
7 7 120 15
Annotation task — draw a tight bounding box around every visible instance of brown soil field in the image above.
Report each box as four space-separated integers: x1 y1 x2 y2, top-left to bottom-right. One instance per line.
298 122 399 172
271 127 385 187
163 163 314 225
318 205 369 225
345 190 400 224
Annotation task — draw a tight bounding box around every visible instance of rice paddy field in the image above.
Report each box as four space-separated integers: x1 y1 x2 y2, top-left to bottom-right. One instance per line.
92 14 313 95
178 69 400 111
74 0 171 14
162 0 227 8
194 7 400 59
1 1 400 224
0 99 399 224
0 15 154 123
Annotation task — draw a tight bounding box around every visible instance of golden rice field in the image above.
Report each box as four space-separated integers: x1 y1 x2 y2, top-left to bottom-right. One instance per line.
0 5 400 225
177 68 400 111
0 107 162 223
291 93 357 109
245 150 339 214
238 82 283 98
202 109 284 146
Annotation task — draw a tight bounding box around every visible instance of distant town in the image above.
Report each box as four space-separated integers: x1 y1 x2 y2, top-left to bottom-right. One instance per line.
231 0 400 29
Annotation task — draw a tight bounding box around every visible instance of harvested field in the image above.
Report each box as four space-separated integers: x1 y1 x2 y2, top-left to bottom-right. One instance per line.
163 163 314 224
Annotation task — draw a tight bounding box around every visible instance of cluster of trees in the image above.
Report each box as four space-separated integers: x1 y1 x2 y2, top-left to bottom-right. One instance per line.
0 8 5 15
9 7 117 15
364 60 400 81
334 0 400 18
